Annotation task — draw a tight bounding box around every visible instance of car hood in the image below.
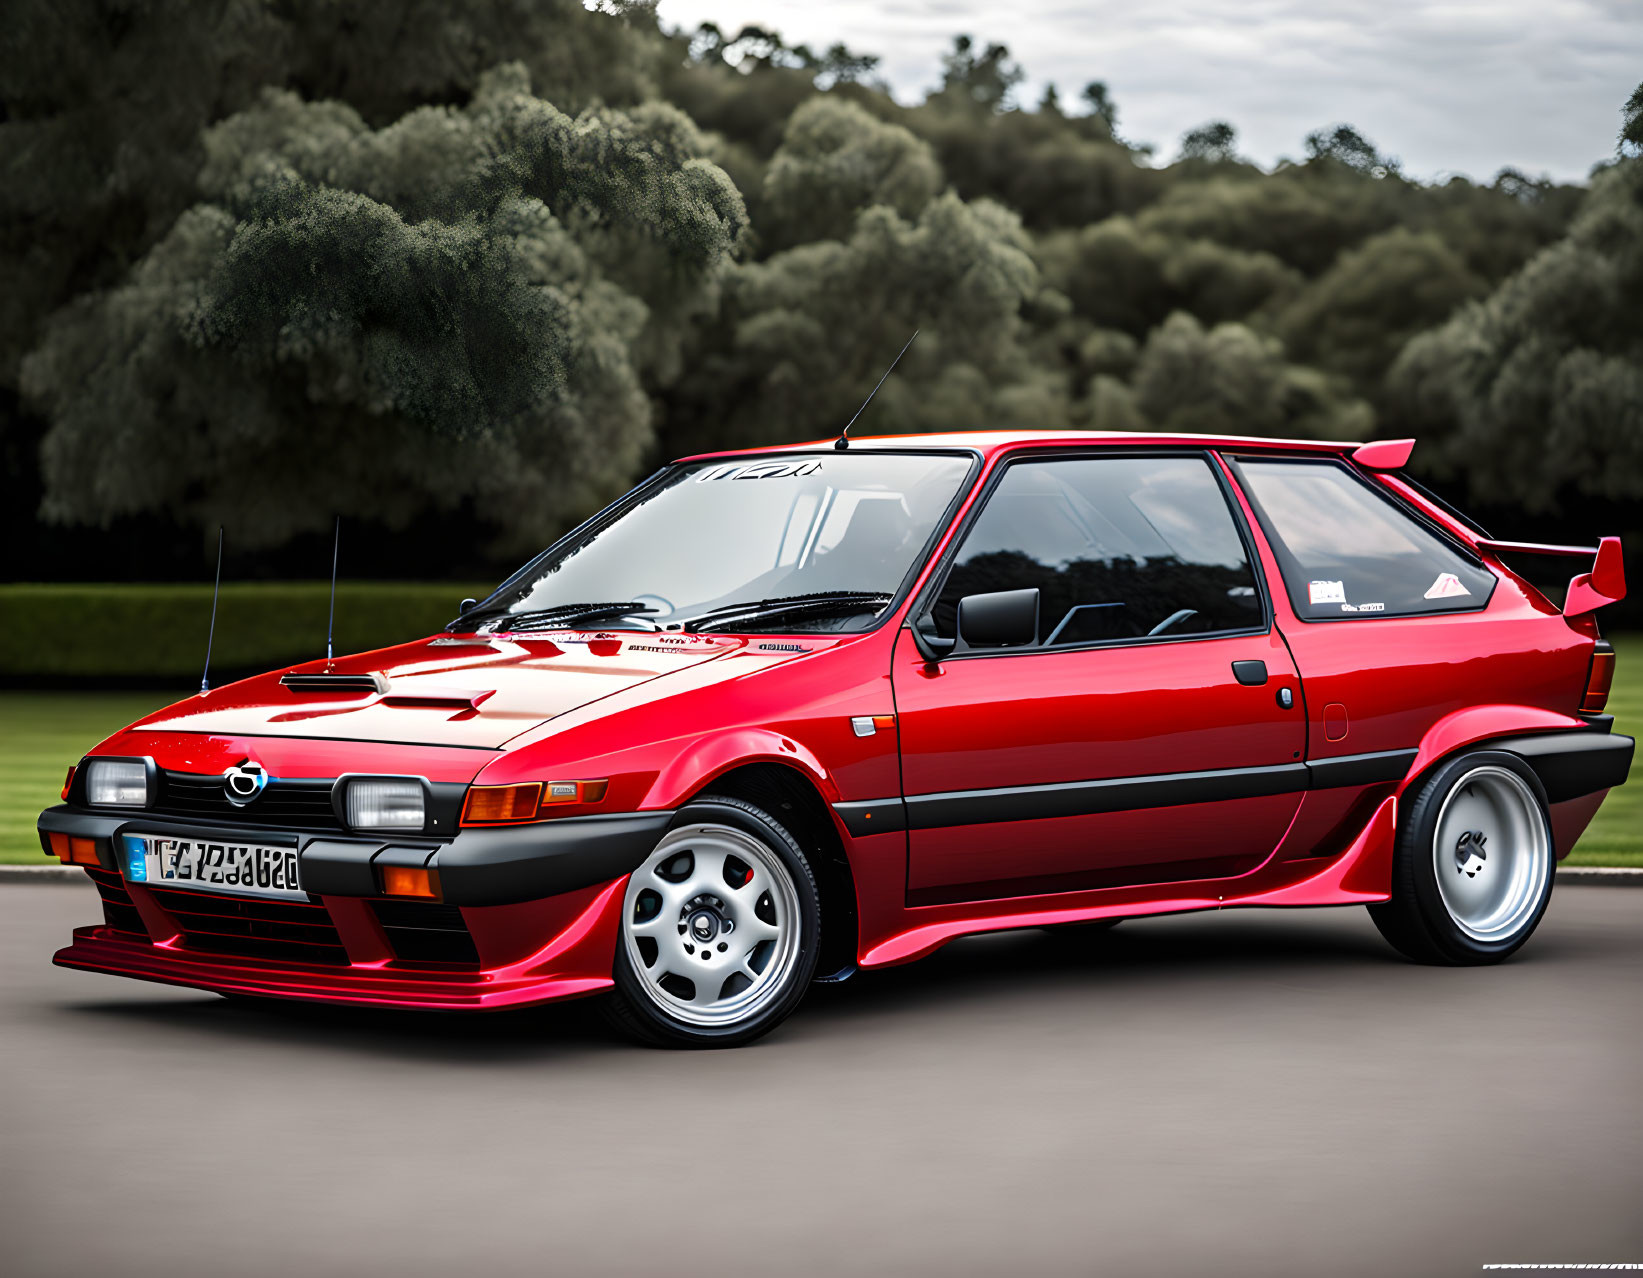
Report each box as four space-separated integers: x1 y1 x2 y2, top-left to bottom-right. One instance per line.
128 631 823 749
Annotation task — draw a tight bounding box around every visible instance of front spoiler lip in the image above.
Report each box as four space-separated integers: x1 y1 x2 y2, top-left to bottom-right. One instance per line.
36 806 675 906
53 925 614 1011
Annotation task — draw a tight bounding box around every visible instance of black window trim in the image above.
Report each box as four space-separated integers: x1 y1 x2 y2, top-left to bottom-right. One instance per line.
907 446 1275 660
1226 453 1498 624
1386 470 1494 543
458 447 985 639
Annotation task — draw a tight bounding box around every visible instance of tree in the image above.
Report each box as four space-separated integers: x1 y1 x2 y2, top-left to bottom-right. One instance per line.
1276 227 1486 395
812 43 882 90
21 66 747 550
937 36 1025 114
1622 81 1643 156
1080 82 1119 135
1303 123 1396 176
1178 121 1238 164
663 193 1042 453
1131 312 1371 439
762 99 942 247
1387 156 1643 509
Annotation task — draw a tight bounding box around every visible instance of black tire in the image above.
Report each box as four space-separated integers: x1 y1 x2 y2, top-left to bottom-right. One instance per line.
1369 750 1554 966
602 796 822 1048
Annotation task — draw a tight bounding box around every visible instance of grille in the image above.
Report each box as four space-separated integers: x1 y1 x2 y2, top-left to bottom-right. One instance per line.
370 900 480 969
85 867 148 939
154 771 341 831
148 884 349 966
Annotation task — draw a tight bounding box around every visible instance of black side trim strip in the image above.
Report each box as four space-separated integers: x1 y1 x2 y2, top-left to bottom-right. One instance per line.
1490 731 1634 804
831 799 908 837
1305 749 1419 790
904 763 1309 831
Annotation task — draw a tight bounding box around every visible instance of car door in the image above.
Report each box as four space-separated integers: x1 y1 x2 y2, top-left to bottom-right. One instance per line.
892 451 1307 904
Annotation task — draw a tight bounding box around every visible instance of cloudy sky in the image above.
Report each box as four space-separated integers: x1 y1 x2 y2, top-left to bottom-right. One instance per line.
651 0 1642 182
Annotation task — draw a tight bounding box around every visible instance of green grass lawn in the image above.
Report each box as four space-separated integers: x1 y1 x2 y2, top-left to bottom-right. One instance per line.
1 640 1638 865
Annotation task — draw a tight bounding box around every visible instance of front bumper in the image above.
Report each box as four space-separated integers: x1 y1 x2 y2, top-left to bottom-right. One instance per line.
39 807 672 1009
37 806 673 905
52 875 629 1010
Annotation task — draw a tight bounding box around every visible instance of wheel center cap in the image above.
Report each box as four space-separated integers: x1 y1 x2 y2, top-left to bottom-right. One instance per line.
689 910 719 942
1455 829 1489 878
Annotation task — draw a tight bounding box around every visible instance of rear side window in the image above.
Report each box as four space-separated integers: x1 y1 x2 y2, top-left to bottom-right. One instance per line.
1231 458 1496 620
932 454 1264 646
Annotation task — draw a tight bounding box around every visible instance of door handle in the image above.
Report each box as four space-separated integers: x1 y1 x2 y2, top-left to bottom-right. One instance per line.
1231 660 1268 686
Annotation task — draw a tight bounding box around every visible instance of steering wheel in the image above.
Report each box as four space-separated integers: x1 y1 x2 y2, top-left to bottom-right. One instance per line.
1147 608 1199 636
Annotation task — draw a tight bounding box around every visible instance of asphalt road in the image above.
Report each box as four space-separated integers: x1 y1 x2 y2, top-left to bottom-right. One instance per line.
3 883 1640 1278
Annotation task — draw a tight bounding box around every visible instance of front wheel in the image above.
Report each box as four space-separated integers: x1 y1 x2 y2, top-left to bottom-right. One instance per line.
1369 750 1554 965
604 797 822 1048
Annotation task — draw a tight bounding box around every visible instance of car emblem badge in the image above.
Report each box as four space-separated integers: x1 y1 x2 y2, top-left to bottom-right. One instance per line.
223 760 269 806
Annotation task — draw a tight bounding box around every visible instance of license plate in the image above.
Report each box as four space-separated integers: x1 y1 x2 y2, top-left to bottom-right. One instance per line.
123 835 305 900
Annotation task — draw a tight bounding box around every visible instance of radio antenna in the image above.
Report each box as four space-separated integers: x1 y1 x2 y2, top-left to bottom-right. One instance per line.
326 515 340 665
200 526 223 694
835 328 918 451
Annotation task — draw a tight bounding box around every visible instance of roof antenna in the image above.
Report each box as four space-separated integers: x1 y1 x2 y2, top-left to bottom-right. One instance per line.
326 515 340 666
199 526 224 694
835 328 919 451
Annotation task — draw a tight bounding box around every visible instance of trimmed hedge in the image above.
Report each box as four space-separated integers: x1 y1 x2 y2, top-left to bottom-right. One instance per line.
0 582 492 680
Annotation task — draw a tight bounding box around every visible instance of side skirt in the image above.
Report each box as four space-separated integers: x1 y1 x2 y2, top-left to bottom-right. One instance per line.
856 797 1396 969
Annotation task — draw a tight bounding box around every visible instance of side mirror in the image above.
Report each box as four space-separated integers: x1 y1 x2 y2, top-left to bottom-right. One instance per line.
459 597 478 613
957 588 1040 648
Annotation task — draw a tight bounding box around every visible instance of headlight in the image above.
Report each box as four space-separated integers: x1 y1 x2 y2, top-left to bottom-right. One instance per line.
345 778 425 831
86 759 149 807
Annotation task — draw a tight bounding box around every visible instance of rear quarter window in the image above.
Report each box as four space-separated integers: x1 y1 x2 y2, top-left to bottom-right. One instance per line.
1231 457 1496 621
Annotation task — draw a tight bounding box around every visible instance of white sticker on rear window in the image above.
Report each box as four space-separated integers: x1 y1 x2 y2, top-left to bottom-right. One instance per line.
1308 580 1346 604
1424 572 1471 600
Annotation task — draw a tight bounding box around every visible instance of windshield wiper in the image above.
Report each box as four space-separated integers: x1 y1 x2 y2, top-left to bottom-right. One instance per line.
454 602 659 633
681 591 894 634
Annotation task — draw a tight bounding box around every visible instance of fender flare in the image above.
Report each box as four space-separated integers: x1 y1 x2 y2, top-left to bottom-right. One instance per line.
640 728 840 812
1400 705 1631 805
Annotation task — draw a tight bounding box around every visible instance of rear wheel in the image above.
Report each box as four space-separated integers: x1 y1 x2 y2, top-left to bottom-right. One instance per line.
1369 751 1553 965
604 797 821 1048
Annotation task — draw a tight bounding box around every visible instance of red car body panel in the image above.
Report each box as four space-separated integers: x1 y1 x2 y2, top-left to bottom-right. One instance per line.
41 431 1631 1009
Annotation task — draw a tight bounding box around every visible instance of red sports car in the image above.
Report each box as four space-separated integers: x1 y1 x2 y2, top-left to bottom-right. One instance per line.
39 432 1633 1047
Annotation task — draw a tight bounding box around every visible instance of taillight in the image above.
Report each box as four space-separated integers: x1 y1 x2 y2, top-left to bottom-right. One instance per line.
1581 643 1616 713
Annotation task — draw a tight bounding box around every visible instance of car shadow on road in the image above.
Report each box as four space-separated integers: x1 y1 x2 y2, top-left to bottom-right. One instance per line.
58 907 1406 1061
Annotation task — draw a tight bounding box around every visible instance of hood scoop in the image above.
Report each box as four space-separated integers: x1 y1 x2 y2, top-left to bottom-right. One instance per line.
280 671 389 695
279 670 493 712
381 687 496 711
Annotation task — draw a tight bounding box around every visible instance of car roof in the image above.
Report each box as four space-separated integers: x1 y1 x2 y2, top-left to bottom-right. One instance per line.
675 430 1363 465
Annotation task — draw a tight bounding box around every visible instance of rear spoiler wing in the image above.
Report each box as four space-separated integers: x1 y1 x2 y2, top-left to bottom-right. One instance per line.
1477 536 1627 617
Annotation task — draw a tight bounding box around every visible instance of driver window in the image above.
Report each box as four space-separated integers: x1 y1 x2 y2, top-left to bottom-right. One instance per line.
932 455 1263 646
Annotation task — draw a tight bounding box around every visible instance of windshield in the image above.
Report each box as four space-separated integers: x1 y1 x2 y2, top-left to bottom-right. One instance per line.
464 452 974 633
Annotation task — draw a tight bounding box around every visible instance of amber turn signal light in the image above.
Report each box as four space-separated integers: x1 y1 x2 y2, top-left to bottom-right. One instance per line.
47 832 71 863
381 866 440 899
69 837 100 866
462 782 542 824
461 779 610 824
